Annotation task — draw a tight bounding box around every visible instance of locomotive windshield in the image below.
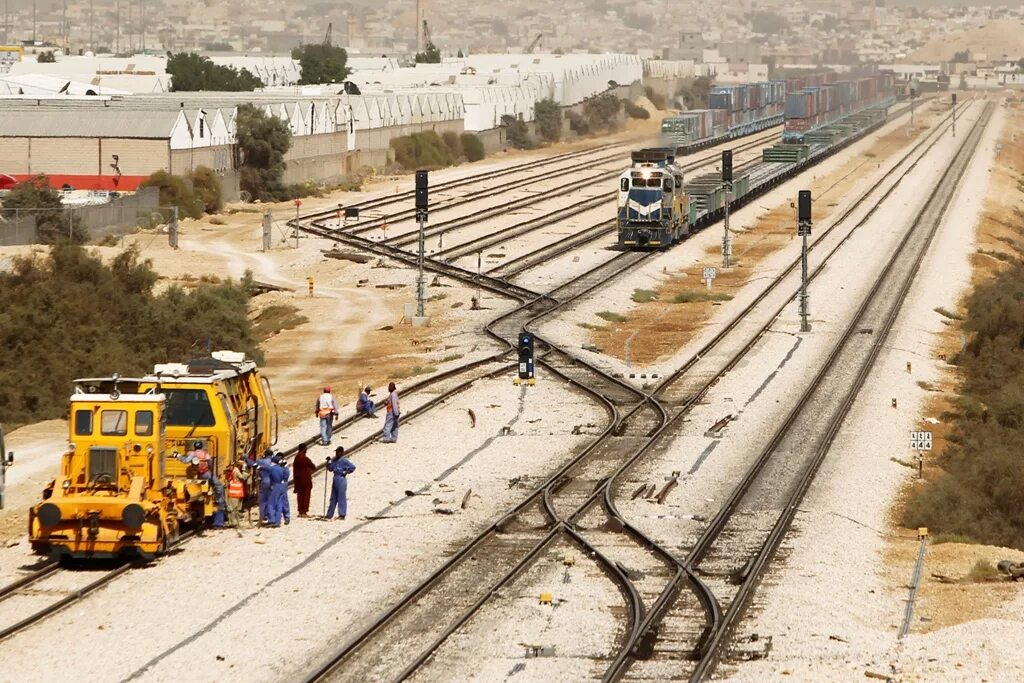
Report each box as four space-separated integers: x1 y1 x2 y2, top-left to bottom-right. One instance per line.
163 389 216 427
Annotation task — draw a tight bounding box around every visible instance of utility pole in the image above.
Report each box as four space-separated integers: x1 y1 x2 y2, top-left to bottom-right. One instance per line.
116 0 120 54
32 0 36 44
3 0 8 46
721 150 733 269
415 170 429 319
90 0 94 52
797 190 812 333
141 0 146 53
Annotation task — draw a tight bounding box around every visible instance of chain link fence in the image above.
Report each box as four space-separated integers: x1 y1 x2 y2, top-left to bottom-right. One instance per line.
0 188 166 246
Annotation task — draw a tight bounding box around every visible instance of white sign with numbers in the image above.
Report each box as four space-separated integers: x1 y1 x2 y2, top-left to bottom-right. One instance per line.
703 267 717 289
910 431 933 451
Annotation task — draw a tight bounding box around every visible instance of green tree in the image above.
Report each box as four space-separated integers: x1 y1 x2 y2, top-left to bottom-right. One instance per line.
37 51 56 63
167 52 262 91
0 244 259 426
139 171 204 219
582 93 622 131
235 104 292 201
292 44 351 85
1 175 87 244
189 166 224 214
952 50 970 63
534 98 563 143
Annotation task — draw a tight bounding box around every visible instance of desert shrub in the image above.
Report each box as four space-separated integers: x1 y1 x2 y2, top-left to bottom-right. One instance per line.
567 111 590 135
582 93 622 131
441 131 463 160
460 133 485 162
390 131 453 169
534 98 563 143
0 244 260 426
140 171 203 220
188 166 224 214
902 258 1024 549
632 289 658 303
501 114 535 150
623 99 651 119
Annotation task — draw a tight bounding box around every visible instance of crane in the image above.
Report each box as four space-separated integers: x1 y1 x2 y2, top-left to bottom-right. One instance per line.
323 22 332 45
422 19 431 51
526 33 542 53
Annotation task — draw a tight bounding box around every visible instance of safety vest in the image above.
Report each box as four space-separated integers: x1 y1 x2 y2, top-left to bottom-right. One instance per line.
318 394 335 417
194 449 211 475
227 470 246 499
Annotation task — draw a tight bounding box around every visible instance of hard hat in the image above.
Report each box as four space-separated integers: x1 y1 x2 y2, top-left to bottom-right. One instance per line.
324 386 331 392
263 447 274 457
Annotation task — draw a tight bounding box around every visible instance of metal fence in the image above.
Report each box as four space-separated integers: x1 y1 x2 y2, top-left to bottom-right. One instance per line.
0 187 164 246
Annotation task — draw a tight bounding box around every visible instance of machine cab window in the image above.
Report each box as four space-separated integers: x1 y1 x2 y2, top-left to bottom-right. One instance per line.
163 389 216 427
101 410 128 436
135 410 155 437
662 178 674 192
74 409 94 436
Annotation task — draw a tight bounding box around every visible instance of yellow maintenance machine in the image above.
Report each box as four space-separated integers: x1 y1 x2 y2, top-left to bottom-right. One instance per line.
29 351 277 560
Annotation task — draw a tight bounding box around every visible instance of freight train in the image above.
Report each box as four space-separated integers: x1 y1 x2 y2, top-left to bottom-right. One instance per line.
620 72 895 249
29 351 278 560
783 73 896 143
660 81 787 153
616 149 688 248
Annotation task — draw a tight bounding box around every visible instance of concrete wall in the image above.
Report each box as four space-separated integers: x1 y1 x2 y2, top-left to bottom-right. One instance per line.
0 187 161 246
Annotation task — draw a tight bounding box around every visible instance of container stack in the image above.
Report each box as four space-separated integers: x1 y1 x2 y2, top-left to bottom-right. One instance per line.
782 72 895 143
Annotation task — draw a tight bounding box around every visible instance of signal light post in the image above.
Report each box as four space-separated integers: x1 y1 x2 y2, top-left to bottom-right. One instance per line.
516 332 535 386
415 170 429 321
722 150 733 269
797 190 812 333
951 92 957 138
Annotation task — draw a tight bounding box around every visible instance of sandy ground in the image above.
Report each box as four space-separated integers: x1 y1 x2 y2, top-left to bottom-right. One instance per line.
720 101 1023 681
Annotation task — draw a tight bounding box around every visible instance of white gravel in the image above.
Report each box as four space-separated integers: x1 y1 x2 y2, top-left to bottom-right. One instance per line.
722 102 1015 680
0 374 606 683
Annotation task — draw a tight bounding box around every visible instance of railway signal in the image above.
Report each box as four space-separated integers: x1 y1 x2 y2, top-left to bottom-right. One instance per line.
721 150 733 269
951 93 957 138
415 170 429 321
516 332 535 385
797 190 812 332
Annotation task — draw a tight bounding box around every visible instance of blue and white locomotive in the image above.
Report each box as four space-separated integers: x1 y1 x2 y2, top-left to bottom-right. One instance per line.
617 148 688 248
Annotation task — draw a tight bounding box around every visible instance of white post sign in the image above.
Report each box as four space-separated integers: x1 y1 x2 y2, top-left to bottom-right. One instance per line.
910 431 933 451
703 266 717 290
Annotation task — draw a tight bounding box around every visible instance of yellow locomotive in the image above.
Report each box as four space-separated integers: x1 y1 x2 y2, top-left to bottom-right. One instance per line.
29 351 277 560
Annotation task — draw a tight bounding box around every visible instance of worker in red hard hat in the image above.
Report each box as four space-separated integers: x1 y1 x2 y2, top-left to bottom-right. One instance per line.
315 386 338 446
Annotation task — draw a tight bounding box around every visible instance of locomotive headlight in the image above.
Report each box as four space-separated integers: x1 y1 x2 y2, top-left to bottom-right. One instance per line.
62 479 71 490
641 169 651 179
146 445 154 456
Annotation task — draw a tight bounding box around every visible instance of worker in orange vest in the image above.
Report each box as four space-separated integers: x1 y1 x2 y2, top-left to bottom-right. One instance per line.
225 458 250 533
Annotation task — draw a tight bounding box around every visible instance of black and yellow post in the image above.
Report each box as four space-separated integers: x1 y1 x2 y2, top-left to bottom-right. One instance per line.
515 332 535 386
307 276 314 297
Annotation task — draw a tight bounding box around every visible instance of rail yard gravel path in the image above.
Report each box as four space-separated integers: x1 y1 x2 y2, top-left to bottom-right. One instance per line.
0 375 605 682
720 102 1018 681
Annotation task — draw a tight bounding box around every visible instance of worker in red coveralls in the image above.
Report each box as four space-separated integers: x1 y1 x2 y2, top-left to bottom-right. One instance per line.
292 442 316 518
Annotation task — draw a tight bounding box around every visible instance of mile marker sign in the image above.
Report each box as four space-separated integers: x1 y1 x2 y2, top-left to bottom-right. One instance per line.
703 266 717 289
910 431 933 451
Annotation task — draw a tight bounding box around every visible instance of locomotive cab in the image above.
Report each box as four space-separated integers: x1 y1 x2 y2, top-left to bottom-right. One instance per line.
29 381 188 560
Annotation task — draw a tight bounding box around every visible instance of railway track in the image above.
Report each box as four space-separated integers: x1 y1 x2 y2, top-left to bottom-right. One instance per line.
334 140 635 210
0 100 942 663
681 100 993 682
299 100 974 681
